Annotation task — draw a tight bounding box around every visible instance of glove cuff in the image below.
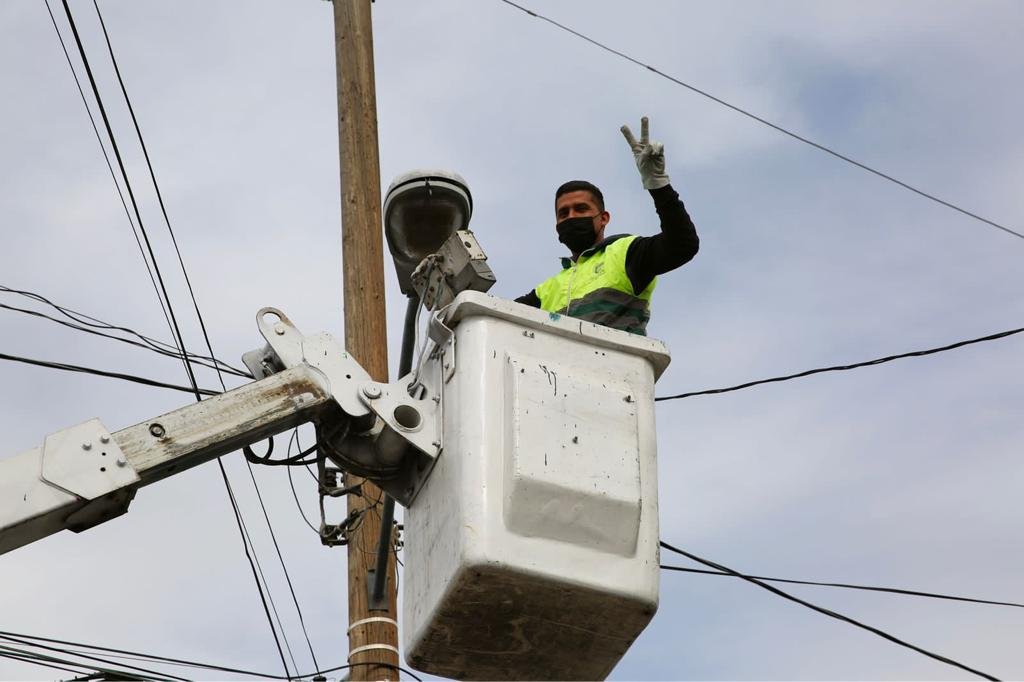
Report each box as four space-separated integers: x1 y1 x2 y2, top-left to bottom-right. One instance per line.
643 175 671 191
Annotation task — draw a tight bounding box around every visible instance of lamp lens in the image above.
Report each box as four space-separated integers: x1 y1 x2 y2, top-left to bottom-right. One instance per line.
386 185 469 261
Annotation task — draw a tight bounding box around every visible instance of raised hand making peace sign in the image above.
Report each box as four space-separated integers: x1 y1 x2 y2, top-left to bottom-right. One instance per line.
620 116 671 190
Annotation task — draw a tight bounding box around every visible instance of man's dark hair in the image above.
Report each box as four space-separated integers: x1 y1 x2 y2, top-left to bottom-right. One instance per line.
555 180 605 211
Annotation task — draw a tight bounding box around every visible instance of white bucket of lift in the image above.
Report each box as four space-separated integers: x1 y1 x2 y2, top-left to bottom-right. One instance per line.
403 291 670 680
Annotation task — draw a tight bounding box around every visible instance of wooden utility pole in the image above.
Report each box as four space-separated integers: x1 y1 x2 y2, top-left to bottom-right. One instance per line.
333 1 400 680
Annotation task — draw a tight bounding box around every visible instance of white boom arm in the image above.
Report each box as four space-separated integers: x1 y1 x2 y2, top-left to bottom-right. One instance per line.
0 307 443 556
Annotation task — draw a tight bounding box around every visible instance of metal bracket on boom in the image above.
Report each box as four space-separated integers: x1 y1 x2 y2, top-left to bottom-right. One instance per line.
39 418 141 533
243 307 442 506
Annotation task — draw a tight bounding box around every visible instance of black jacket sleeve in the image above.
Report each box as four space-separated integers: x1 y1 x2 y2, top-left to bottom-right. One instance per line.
515 290 541 308
624 184 699 294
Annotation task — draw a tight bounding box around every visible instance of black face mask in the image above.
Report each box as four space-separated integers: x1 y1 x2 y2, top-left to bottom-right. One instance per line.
556 216 598 254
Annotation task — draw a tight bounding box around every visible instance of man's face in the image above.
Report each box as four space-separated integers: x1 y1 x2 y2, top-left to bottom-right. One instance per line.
555 190 610 243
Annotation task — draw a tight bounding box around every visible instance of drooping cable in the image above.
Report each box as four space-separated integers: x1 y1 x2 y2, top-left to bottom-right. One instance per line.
0 300 250 378
0 630 265 679
659 542 1000 681
0 634 185 682
656 325 1024 401
0 629 426 681
496 0 1023 242
0 285 250 377
286 430 321 534
660 564 1024 609
89 2 321 671
0 351 219 396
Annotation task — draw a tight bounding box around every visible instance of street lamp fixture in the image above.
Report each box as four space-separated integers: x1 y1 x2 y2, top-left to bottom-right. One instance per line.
383 169 473 295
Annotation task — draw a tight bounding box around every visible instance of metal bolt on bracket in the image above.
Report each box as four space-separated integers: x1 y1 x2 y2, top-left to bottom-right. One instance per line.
81 442 92 451
362 385 381 400
149 423 166 438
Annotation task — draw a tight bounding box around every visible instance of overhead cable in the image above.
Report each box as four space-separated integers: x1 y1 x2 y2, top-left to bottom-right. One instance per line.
0 634 184 682
55 0 204 395
224 478 302 677
0 630 264 680
0 646 93 678
0 351 219 396
0 298 250 379
661 564 1024 609
497 0 1023 242
41 0 180 347
656 325 1024 401
89 0 322 670
60 1 292 673
659 542 1000 681
0 283 251 376
0 630 424 681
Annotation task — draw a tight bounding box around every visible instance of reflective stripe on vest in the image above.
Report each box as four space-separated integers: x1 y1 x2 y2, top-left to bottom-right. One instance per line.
534 235 655 335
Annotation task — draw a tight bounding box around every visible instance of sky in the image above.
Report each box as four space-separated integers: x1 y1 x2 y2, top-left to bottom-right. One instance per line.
1 0 1022 679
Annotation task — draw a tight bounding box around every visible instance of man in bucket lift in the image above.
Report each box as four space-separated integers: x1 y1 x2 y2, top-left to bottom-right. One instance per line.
516 116 699 335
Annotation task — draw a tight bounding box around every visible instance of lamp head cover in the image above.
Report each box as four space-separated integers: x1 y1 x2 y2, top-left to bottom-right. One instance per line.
383 169 473 295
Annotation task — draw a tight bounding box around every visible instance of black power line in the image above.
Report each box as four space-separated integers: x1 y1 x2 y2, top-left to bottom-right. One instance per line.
0 630 425 682
0 631 258 679
0 283 251 376
497 0 1023 243
659 542 1000 681
0 351 219 396
0 298 249 379
57 0 203 397
89 1 320 672
0 634 184 682
41 0 180 353
661 564 1024 609
656 325 1024 401
0 646 93 678
285 429 321 534
58 1 293 675
223 476 302 677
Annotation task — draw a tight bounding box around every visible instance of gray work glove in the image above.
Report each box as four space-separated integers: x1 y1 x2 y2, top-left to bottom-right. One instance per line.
621 116 671 190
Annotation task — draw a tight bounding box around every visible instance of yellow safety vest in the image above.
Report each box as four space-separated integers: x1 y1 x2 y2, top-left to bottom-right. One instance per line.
534 235 656 335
